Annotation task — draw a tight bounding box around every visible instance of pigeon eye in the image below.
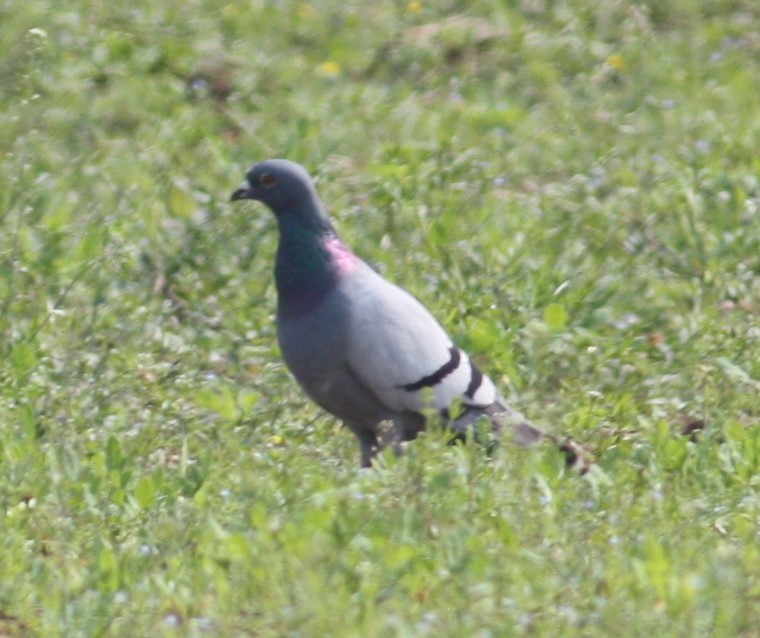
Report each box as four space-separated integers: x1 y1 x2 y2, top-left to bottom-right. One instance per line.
260 173 278 188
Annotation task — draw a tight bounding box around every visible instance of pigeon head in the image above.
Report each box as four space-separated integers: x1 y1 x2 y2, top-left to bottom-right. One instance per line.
231 159 321 217
232 159 354 319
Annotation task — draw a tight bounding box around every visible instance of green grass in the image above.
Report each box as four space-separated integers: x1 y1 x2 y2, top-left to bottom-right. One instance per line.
2 0 760 635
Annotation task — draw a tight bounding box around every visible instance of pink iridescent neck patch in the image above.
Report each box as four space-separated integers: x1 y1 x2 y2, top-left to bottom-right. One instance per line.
324 235 359 275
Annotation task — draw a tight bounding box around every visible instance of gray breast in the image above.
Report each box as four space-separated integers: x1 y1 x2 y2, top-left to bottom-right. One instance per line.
277 286 393 426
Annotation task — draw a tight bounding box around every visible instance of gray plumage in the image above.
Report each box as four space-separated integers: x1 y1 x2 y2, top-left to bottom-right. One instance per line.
231 159 584 468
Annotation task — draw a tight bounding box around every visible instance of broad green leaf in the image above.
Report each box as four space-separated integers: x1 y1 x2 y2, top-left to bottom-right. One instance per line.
543 302 569 331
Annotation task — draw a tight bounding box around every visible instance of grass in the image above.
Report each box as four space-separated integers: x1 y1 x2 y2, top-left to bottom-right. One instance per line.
2 0 760 635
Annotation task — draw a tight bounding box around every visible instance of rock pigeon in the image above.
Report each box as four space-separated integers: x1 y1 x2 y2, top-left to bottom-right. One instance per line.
231 159 585 469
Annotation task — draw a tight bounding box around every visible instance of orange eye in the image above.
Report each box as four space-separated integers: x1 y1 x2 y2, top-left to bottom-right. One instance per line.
260 173 278 188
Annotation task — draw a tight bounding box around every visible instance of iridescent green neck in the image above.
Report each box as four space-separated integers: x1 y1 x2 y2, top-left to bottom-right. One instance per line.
274 214 357 320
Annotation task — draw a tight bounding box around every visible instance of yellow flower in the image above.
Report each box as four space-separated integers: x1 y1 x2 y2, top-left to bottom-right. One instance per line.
606 54 626 71
268 434 284 445
407 1 422 14
318 61 341 77
298 3 314 19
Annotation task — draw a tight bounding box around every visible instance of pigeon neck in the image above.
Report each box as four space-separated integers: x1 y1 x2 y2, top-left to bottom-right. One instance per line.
275 215 358 320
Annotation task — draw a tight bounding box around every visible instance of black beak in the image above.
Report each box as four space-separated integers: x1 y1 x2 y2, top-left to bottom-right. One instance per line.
230 183 253 201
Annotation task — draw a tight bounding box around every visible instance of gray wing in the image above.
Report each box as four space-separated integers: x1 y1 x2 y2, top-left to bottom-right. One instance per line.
342 263 498 413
